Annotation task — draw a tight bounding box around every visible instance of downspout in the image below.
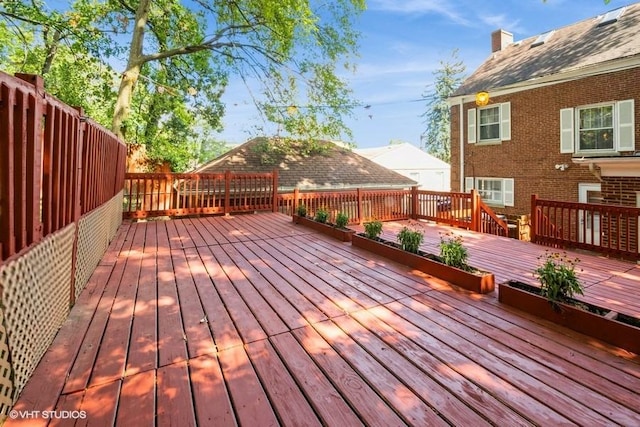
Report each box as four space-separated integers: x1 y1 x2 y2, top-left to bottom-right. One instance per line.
459 97 465 191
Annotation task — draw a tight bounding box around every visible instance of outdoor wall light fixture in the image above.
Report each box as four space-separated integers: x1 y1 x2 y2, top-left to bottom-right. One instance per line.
475 91 490 106
555 163 569 171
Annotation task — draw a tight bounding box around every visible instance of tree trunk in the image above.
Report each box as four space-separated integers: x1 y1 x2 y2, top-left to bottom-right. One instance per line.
41 29 62 76
111 0 151 141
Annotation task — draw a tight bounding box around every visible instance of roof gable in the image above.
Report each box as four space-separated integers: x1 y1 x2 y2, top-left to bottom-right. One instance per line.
356 143 450 169
195 138 417 190
454 3 640 96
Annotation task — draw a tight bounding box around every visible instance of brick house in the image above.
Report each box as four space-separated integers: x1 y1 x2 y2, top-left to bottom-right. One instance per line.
448 3 640 219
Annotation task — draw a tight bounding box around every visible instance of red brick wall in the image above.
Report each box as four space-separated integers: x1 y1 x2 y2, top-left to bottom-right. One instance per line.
602 177 640 206
451 67 640 216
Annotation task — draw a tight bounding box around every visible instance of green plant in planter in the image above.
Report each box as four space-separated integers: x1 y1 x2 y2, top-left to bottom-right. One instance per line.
335 212 349 229
314 208 329 223
296 204 307 217
397 227 423 254
363 220 383 240
439 232 470 271
534 251 583 308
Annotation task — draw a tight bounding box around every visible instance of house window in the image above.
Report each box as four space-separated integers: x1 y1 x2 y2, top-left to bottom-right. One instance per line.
465 177 514 207
467 102 511 144
578 105 614 151
479 106 500 141
560 99 634 154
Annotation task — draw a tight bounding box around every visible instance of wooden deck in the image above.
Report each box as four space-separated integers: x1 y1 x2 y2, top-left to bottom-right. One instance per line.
7 213 640 426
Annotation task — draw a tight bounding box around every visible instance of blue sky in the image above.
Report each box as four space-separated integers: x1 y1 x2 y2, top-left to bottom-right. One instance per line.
217 0 630 149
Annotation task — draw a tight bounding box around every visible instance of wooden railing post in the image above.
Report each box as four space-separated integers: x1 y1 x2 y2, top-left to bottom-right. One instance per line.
357 188 363 224
293 188 299 221
470 189 480 232
224 170 231 215
272 168 279 213
411 186 418 219
530 194 538 243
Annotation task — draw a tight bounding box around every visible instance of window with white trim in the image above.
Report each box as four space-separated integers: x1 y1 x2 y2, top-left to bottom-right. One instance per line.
465 177 514 207
560 99 635 154
467 102 511 144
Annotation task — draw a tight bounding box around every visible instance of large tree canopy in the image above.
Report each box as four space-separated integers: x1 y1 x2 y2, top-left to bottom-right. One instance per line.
0 0 365 169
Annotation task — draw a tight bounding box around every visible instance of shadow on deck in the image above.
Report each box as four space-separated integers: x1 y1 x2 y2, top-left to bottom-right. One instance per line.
8 213 640 426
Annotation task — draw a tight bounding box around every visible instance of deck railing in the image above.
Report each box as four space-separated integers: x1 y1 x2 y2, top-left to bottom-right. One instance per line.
531 194 640 259
123 171 279 218
278 187 509 236
0 72 126 415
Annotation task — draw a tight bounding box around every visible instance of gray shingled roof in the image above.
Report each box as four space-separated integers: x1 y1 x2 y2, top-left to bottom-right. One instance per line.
195 138 417 191
453 3 640 96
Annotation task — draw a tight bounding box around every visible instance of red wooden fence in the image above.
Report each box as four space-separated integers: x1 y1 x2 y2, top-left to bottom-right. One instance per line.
123 171 279 219
0 72 126 262
531 194 640 260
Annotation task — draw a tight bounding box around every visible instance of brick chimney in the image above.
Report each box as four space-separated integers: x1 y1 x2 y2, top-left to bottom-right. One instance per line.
491 29 513 53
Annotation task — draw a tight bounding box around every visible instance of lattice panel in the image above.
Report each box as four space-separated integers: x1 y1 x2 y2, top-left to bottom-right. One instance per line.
0 309 15 419
0 223 75 403
74 190 123 300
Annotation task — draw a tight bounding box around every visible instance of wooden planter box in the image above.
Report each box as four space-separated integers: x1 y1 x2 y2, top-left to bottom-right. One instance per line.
499 281 640 354
293 215 355 242
351 234 495 294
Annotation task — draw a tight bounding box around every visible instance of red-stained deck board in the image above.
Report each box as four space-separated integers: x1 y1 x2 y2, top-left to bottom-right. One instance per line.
252 239 349 319
157 362 196 427
88 223 145 387
125 223 158 376
189 354 236 427
297 234 423 299
328 315 490 427
62 227 135 394
284 235 396 306
196 245 268 344
349 308 532 426
224 242 309 330
217 345 279 427
48 391 84 427
181 218 208 247
201 216 231 245
183 247 243 351
424 290 640 417
170 248 215 359
269 332 364 426
75 380 121 427
237 240 330 324
156 222 189 367
389 297 597 425
208 243 290 337
245 339 321 427
173 218 196 249
291 325 407 427
270 237 375 312
116 370 155 427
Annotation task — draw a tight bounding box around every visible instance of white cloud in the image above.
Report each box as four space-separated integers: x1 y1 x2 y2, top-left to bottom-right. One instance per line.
368 0 470 25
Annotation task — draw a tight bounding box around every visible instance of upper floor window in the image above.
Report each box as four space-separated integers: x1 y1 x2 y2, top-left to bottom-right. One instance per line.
561 100 634 154
578 105 614 151
479 106 500 141
467 102 511 144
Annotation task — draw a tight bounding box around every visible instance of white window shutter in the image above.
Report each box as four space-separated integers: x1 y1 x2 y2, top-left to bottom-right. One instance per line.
616 99 635 152
465 177 474 192
560 108 574 153
503 178 514 207
500 102 511 141
467 108 476 144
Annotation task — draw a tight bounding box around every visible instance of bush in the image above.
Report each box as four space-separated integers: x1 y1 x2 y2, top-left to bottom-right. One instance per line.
335 212 349 229
534 251 583 307
296 204 307 217
439 232 469 270
314 208 329 223
397 227 423 254
363 220 383 240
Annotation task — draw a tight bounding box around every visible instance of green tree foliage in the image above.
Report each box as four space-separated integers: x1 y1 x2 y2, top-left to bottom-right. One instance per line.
1 0 365 170
421 49 466 163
